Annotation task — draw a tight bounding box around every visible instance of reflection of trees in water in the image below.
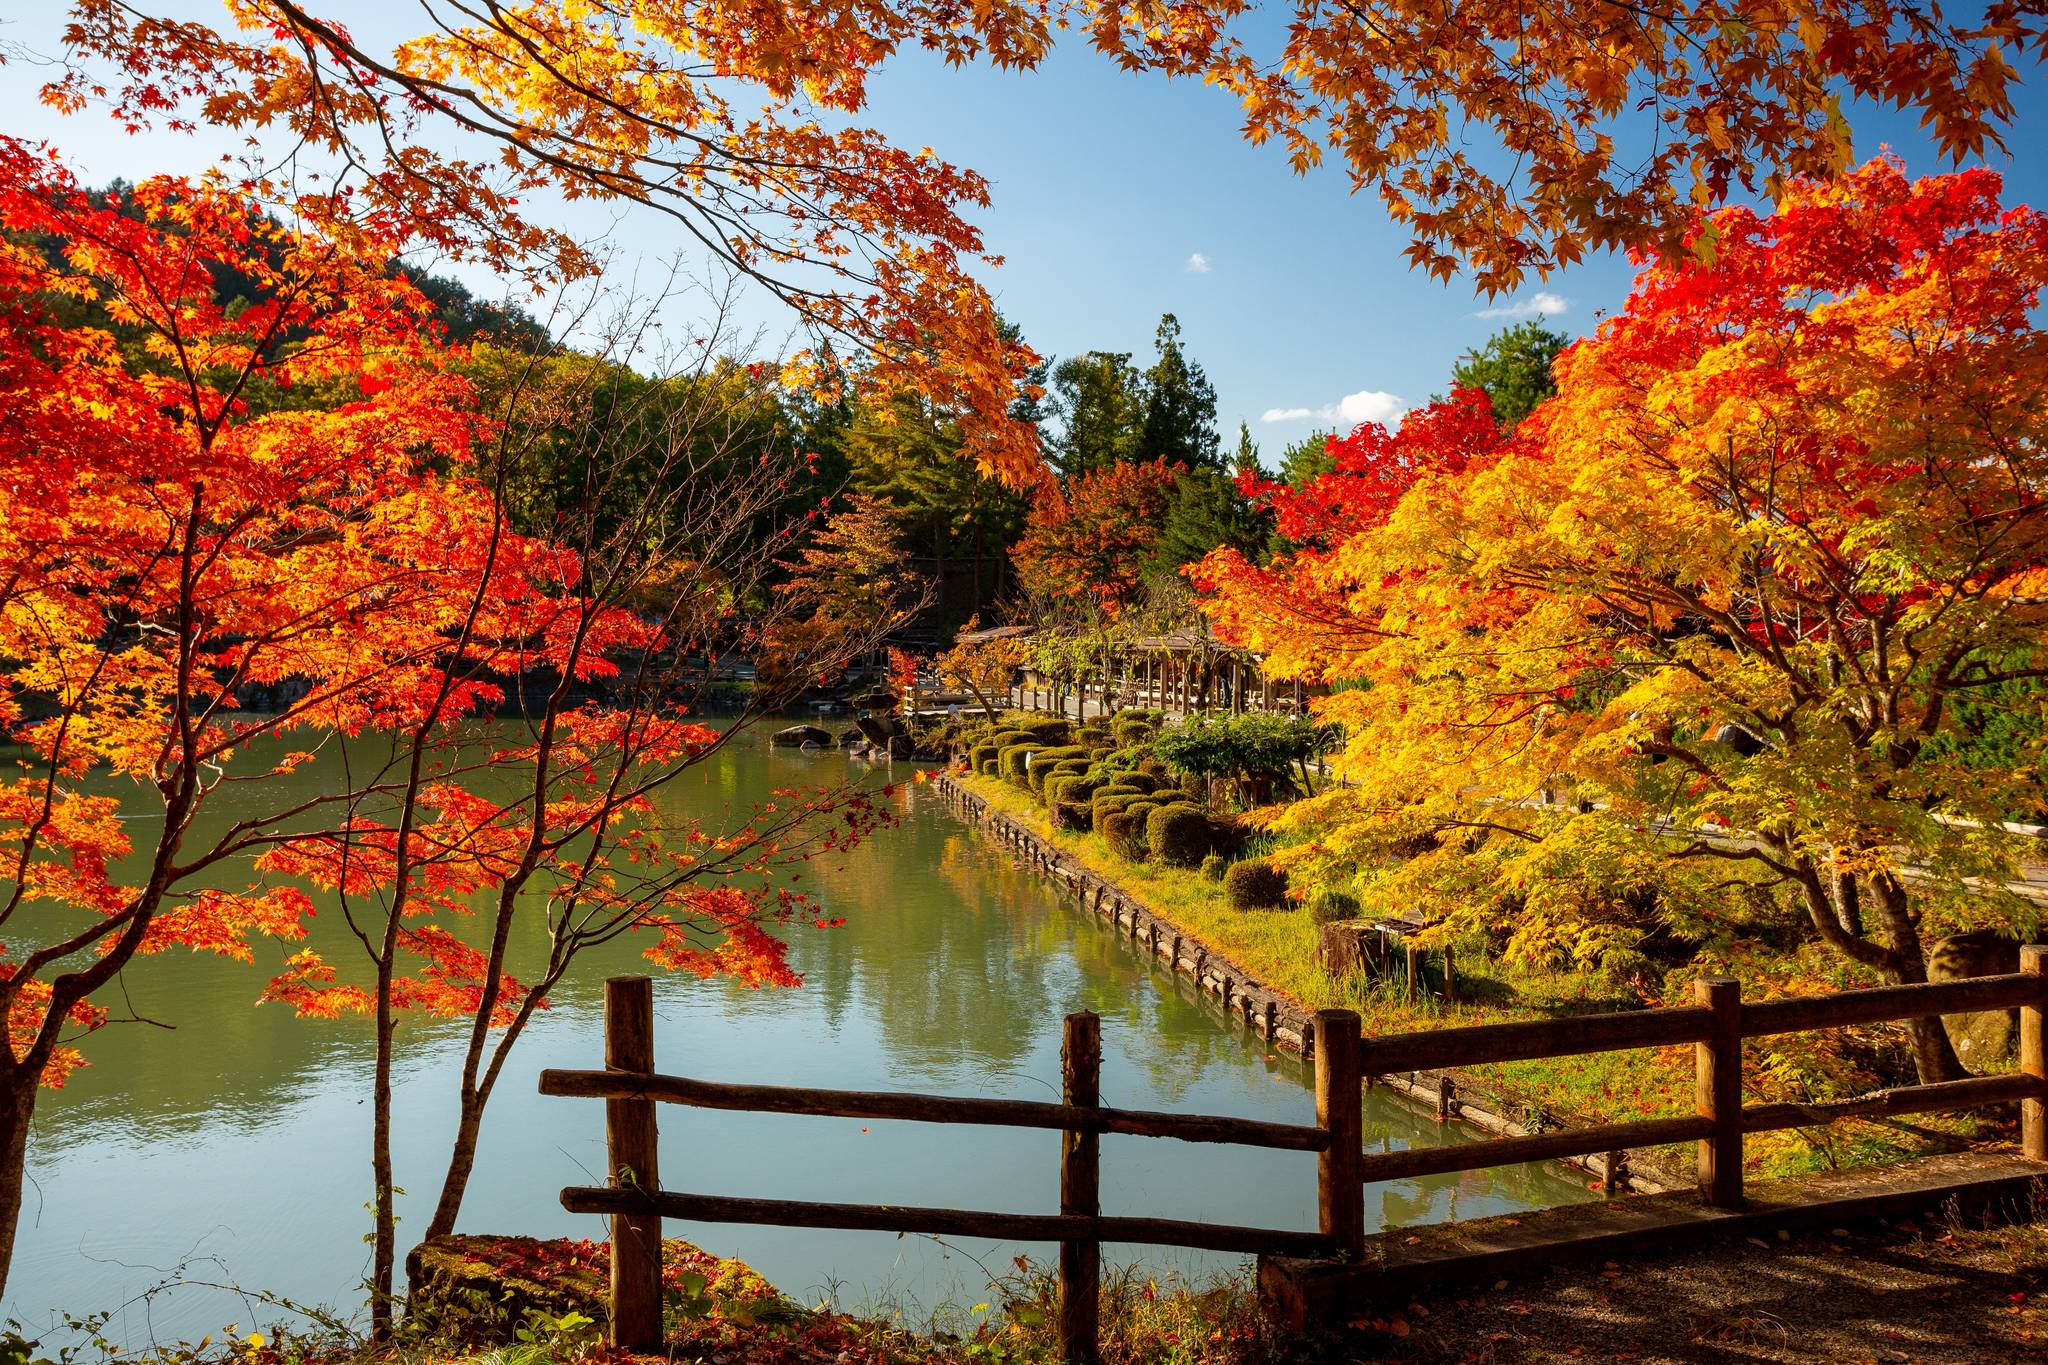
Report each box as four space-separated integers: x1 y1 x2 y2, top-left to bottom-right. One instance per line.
786 810 1067 1076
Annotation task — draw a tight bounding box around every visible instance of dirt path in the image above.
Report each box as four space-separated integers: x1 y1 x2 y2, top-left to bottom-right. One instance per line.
1362 1210 2048 1363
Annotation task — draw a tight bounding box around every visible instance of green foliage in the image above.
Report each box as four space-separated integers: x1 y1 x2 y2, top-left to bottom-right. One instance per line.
1102 811 1149 860
998 745 1034 782
1048 351 1146 481
1224 859 1289 910
1277 430 1339 489
1452 320 1568 430
969 743 1000 773
1152 712 1339 789
1201 853 1228 882
1307 888 1362 925
1111 715 1158 747
1147 805 1213 867
1052 801 1095 832
1138 314 1221 470
1017 715 1073 742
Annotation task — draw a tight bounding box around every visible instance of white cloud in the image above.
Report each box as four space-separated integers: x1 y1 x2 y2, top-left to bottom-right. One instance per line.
1185 252 1211 274
1327 389 1406 426
1259 389 1408 428
1474 290 1569 320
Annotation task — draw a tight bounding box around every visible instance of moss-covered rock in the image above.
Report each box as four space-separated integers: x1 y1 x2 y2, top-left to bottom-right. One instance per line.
405 1233 779 1343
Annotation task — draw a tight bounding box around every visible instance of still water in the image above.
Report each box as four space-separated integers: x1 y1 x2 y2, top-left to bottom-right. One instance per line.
6 722 1589 1343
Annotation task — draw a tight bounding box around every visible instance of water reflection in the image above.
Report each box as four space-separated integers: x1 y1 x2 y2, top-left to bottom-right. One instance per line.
7 726 1591 1345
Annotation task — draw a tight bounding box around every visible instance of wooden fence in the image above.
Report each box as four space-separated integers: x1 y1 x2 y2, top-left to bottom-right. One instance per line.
543 954 2048 1360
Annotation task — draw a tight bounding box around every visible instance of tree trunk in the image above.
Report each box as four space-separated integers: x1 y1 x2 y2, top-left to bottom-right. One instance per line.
424 1091 486 1242
369 961 399 1338
0 1078 37 1297
1871 872 1969 1084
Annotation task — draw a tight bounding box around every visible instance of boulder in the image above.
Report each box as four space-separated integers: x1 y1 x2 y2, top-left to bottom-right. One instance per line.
770 724 833 748
1931 930 2023 1068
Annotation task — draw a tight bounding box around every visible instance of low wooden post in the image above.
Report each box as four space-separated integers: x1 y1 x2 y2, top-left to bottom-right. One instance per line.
604 976 663 1349
1314 1009 1365 1257
2022 945 2047 1162
1695 976 1744 1209
1061 1013 1102 1365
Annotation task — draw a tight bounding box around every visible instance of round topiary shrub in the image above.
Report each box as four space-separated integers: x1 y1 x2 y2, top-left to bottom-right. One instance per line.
1224 858 1289 911
1147 805 1211 868
1137 757 1168 779
1121 800 1160 832
970 743 1000 773
1111 718 1154 747
1200 854 1227 882
999 745 1034 782
1018 716 1072 742
1307 888 1362 925
1101 811 1148 861
1109 771 1159 794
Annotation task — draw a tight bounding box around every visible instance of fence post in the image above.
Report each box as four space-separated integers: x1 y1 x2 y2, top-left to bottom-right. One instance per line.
1694 976 1744 1209
1060 1012 1102 1365
2022 945 2047 1162
605 976 663 1349
1314 1009 1364 1257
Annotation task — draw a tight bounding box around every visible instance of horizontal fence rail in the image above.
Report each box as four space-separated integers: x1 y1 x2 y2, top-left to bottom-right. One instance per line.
538 1068 1330 1150
548 954 2048 1362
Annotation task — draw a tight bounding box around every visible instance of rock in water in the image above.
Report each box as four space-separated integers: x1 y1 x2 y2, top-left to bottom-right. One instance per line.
770 724 833 748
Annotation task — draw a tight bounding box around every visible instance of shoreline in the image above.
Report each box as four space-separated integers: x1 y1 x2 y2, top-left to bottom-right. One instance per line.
932 770 1682 1195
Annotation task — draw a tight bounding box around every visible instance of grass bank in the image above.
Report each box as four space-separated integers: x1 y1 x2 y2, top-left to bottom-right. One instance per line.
953 771 1998 1180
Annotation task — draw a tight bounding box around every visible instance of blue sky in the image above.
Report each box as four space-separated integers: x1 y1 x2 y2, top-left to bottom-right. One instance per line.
6 7 2048 466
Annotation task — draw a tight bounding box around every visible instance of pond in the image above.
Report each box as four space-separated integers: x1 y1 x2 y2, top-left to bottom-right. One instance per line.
5 721 1591 1345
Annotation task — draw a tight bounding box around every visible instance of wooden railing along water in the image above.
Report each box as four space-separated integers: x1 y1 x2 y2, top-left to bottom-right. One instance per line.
543 955 2048 1360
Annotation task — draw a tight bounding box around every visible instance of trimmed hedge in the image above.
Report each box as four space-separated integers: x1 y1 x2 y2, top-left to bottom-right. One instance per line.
1046 774 1101 809
1108 771 1159 794
999 745 1036 782
1101 810 1148 861
1146 805 1211 868
1017 716 1072 742
1200 854 1227 882
1052 801 1094 832
1224 858 1289 910
970 743 1000 773
1090 783 1144 810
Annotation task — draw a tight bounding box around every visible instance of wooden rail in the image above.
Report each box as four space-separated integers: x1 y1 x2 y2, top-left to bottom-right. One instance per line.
542 985 1363 1360
546 955 2048 1360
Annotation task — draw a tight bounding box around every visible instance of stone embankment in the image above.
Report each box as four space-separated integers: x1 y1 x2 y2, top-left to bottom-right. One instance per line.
933 772 1679 1193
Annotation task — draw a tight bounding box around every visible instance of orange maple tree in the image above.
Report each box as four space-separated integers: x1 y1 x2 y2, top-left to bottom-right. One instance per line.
1198 160 2048 1084
0 138 892 1309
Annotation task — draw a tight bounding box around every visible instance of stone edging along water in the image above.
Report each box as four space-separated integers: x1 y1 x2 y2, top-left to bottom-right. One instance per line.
931 772 1680 1195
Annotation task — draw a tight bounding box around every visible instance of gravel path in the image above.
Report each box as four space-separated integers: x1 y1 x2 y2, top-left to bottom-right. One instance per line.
1357 1210 2048 1363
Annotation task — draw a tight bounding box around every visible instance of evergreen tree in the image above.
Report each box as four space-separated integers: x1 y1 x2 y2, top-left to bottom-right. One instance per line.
1148 465 1269 574
1139 313 1221 469
841 388 1028 629
1277 429 1338 488
1452 320 1568 429
1047 350 1145 481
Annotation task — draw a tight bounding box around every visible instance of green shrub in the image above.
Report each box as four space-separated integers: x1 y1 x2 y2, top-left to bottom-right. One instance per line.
1078 726 1108 745
999 745 1035 782
1224 858 1289 910
1018 716 1072 742
1178 770 1206 800
1200 854 1227 882
1138 757 1168 779
1047 774 1102 808
1122 800 1160 832
1111 716 1155 746
1102 811 1149 860
1052 801 1094 833
1306 888 1361 925
970 743 1000 773
1147 805 1212 867
1109 771 1160 794
1090 783 1143 810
